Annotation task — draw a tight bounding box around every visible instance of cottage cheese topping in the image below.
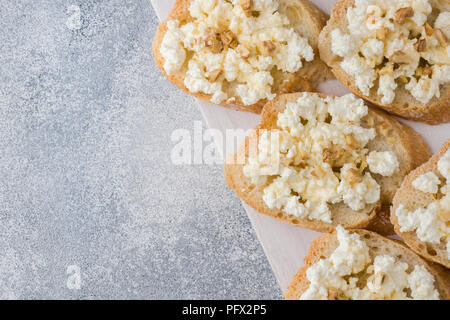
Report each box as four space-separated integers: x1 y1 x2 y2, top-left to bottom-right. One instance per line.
396 149 450 260
300 227 440 300
338 164 380 211
160 20 187 75
331 0 450 105
366 151 399 176
243 94 399 222
435 12 450 38
412 172 441 193
159 0 314 105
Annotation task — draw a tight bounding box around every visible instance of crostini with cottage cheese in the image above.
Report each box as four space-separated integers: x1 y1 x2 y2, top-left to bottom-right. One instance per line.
152 0 333 113
318 0 450 124
224 92 430 234
285 228 450 300
392 139 450 268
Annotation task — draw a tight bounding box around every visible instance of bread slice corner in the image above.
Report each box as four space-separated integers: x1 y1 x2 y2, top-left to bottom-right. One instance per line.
152 0 333 113
392 139 450 268
318 0 450 125
285 229 450 300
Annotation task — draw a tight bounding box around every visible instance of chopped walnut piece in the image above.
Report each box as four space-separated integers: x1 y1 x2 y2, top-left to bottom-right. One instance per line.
358 158 368 172
389 51 410 64
346 168 363 185
424 22 433 36
414 39 426 52
205 34 223 53
220 31 238 49
220 30 234 45
345 134 359 149
237 45 250 59
323 149 343 163
376 27 388 41
240 0 253 17
435 29 448 46
208 69 222 82
394 7 414 24
397 76 409 84
261 40 276 56
379 63 394 76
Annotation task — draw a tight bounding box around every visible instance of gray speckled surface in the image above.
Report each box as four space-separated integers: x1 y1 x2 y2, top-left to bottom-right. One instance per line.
0 0 280 299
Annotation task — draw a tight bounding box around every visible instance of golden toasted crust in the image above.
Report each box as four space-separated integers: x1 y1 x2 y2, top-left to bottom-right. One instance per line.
318 0 450 125
285 229 450 300
365 108 432 235
152 0 333 113
224 92 430 234
392 139 450 268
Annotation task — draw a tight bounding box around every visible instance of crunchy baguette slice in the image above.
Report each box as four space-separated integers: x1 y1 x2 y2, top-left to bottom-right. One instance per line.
285 229 450 300
224 92 431 234
392 139 450 268
152 0 333 114
318 0 450 125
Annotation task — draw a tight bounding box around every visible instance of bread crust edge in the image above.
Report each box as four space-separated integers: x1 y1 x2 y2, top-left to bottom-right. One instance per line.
392 139 450 269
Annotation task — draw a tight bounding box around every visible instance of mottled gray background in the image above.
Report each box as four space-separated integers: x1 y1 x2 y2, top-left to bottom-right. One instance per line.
0 0 280 299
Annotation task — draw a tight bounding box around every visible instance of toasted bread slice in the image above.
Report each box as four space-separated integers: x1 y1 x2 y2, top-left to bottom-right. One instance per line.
152 0 333 113
224 92 430 234
285 229 450 300
318 0 450 124
392 139 450 268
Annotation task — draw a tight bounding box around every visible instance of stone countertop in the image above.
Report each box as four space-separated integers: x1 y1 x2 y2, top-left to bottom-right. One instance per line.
0 0 279 299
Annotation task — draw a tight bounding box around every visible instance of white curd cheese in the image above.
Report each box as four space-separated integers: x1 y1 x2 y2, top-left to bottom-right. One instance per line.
243 94 399 222
160 0 314 105
330 0 449 104
300 227 440 300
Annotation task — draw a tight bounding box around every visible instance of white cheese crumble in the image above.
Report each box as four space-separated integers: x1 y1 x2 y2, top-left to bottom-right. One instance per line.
159 0 314 105
184 60 227 103
435 12 450 38
331 0 450 105
160 20 187 75
396 203 446 244
412 172 441 193
338 164 380 211
300 227 440 300
366 151 399 176
396 149 450 260
243 93 399 223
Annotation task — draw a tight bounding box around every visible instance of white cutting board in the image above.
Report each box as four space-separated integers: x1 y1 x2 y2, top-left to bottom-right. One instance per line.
150 0 450 294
